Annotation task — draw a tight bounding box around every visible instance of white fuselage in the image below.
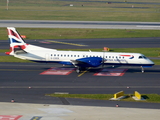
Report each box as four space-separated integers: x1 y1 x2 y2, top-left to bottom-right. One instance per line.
13 44 154 67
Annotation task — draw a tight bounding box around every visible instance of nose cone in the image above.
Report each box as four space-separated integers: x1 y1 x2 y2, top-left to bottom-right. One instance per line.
148 59 154 66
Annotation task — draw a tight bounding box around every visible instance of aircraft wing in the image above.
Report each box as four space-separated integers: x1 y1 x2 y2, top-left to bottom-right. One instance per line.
71 57 103 67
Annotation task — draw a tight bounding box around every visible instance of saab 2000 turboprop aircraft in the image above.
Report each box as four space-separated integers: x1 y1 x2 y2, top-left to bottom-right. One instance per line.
6 27 154 73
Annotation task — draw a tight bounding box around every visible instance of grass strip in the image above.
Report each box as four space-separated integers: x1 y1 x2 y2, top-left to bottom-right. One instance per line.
0 0 160 21
1 28 160 40
0 56 33 63
46 94 160 103
151 59 160 65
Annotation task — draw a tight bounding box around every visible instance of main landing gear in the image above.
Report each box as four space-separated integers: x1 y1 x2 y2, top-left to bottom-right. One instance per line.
76 67 86 73
76 69 80 73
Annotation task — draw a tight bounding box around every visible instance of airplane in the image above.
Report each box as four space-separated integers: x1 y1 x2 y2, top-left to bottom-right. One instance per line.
6 27 154 73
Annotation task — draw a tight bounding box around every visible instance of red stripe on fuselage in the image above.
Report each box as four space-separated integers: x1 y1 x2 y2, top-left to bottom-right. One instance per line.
120 55 132 57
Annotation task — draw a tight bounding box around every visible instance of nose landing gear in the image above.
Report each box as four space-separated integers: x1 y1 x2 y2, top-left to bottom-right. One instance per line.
141 66 144 73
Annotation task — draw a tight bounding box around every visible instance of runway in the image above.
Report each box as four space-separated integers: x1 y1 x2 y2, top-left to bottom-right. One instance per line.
0 62 160 92
0 62 160 106
1 37 160 50
0 20 160 30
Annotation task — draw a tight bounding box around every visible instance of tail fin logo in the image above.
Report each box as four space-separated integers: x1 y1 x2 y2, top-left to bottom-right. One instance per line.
7 27 25 44
9 29 21 40
6 27 28 55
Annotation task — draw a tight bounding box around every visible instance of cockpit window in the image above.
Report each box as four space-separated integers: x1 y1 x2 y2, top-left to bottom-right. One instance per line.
139 56 147 59
143 56 147 59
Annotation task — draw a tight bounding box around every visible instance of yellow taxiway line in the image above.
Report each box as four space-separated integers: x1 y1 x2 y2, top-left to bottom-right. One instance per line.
78 67 91 77
46 40 87 47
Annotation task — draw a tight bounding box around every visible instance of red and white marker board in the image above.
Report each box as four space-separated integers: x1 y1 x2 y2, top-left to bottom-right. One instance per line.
40 67 75 75
94 68 127 76
0 115 22 120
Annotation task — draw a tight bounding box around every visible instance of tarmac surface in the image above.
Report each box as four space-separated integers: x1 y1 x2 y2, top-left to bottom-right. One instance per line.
0 37 160 119
1 102 160 120
0 62 159 105
0 62 159 120
0 20 160 30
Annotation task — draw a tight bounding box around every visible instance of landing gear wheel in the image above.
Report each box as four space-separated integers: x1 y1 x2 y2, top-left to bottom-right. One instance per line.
141 66 144 73
76 69 80 73
76 67 87 73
